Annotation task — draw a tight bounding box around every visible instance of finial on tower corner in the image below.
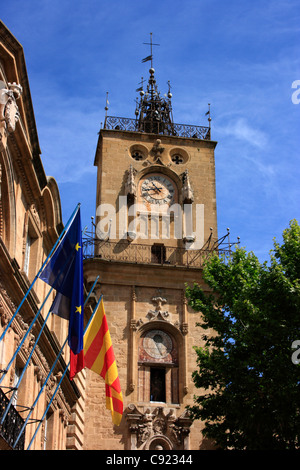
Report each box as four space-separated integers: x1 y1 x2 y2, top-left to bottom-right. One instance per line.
167 80 172 98
105 92 109 117
205 103 211 128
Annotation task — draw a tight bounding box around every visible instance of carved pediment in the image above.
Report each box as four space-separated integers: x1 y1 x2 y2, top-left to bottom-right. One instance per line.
125 404 192 450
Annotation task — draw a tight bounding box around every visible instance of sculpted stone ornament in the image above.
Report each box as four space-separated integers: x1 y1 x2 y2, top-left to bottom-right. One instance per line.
182 169 194 203
125 165 137 200
147 295 169 321
0 81 23 149
125 404 192 450
181 322 188 335
150 139 165 165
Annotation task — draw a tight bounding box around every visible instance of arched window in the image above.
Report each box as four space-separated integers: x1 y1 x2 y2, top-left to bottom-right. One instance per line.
0 153 16 256
23 213 41 282
138 329 179 404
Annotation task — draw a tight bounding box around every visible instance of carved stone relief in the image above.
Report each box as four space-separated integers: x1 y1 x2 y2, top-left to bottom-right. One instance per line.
147 295 169 321
0 81 23 150
125 165 137 199
133 289 188 333
126 404 192 450
181 169 194 203
150 139 165 165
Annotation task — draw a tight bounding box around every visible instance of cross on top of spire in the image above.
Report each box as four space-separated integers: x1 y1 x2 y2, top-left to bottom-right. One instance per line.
142 32 160 69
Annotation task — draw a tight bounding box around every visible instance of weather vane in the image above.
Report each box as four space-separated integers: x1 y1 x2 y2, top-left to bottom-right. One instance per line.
136 76 146 93
142 32 160 68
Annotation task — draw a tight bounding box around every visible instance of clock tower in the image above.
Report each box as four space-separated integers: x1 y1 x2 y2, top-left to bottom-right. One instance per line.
82 45 222 450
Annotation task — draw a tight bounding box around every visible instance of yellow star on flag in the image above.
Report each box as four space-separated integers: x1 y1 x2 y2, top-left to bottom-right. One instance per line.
75 242 81 251
75 306 82 314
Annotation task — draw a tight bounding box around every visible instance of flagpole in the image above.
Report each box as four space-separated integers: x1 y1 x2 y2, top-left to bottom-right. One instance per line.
0 204 80 343
0 308 52 426
27 358 69 450
12 276 100 449
26 293 103 451
82 293 103 333
0 225 83 387
0 219 87 420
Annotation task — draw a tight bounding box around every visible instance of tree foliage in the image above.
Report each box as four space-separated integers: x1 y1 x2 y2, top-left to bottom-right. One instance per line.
186 219 300 450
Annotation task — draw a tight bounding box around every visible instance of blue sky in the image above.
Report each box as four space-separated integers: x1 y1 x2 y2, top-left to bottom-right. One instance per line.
1 0 299 262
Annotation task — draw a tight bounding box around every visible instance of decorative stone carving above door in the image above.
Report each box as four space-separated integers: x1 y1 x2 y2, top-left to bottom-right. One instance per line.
125 404 192 450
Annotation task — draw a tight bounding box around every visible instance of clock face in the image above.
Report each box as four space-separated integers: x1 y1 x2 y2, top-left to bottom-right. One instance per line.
143 330 173 359
140 174 175 206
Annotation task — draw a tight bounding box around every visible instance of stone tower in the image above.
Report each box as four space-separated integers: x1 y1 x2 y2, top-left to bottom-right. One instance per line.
82 46 219 450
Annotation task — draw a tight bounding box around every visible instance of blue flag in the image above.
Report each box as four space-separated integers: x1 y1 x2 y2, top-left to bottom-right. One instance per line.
39 207 84 355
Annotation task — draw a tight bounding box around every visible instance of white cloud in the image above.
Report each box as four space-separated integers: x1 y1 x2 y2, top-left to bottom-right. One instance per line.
217 118 268 148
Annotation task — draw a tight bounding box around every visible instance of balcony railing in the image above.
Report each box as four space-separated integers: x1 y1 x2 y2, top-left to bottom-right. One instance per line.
103 116 211 140
0 388 25 450
82 237 230 268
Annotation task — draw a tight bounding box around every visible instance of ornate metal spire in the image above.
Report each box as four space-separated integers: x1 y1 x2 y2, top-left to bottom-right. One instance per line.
103 34 211 140
135 33 174 136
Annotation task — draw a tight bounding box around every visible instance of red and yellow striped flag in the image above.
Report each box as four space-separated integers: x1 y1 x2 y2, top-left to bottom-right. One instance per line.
83 298 123 426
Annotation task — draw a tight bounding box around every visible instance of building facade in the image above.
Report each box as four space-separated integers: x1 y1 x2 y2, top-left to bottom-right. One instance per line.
0 21 83 451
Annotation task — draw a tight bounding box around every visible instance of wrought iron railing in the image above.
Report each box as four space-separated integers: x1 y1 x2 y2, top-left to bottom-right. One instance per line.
82 237 229 268
0 388 25 450
103 116 211 140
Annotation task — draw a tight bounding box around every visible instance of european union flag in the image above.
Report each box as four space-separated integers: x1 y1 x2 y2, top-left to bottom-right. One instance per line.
39 207 84 355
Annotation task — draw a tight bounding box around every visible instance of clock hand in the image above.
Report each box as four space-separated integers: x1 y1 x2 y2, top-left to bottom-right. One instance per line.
142 186 160 194
151 183 163 192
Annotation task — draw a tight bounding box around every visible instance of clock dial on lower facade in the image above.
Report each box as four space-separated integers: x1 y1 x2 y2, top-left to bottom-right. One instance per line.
143 330 173 359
